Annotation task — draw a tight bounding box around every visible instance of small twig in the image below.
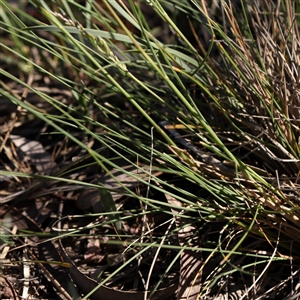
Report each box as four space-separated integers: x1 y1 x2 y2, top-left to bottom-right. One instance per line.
21 246 30 300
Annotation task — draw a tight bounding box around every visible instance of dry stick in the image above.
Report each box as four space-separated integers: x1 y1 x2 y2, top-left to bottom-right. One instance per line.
21 246 30 299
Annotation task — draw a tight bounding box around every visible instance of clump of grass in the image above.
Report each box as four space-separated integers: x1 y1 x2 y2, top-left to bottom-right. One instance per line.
1 0 299 299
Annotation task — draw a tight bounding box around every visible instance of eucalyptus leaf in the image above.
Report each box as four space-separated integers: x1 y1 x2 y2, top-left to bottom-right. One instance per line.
98 186 122 234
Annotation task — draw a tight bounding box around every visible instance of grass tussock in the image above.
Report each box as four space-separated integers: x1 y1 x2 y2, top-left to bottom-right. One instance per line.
0 0 299 299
